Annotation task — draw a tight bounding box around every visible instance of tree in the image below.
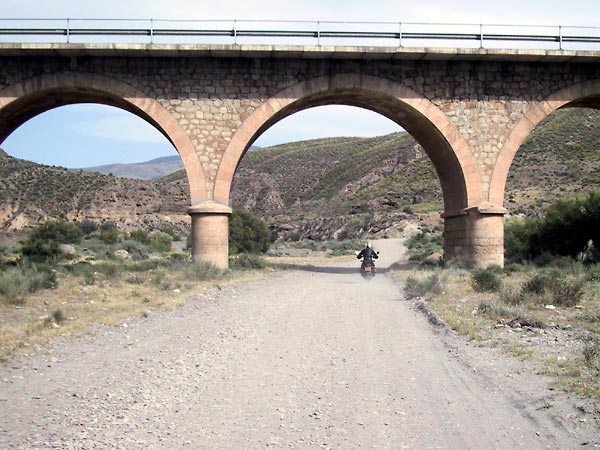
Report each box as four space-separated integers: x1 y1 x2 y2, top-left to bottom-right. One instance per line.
229 209 273 254
21 220 83 263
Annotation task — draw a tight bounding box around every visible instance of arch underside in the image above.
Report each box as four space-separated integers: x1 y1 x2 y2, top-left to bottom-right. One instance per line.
490 79 600 207
0 87 169 146
218 78 482 215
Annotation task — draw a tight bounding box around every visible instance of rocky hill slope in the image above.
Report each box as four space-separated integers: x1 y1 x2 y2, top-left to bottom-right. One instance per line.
0 155 190 235
1 107 599 241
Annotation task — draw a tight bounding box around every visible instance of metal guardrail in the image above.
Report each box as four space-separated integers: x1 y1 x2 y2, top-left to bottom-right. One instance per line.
0 19 598 50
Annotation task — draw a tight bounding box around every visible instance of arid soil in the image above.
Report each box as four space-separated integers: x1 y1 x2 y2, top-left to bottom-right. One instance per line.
1 239 598 449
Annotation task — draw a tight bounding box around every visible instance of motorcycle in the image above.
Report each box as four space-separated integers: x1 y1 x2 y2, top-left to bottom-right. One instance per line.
360 261 376 280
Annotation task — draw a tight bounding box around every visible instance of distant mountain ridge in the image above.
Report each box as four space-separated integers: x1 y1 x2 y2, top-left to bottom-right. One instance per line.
81 146 262 180
81 155 183 180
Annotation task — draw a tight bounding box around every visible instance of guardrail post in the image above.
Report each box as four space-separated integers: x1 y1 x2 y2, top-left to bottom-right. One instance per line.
479 23 483 49
66 18 70 43
233 19 237 45
317 21 321 46
398 22 402 47
559 25 563 50
150 18 154 44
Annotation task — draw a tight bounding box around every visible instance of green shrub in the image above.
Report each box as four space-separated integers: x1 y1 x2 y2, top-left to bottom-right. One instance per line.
51 308 65 324
119 239 149 260
130 259 163 272
520 269 583 307
229 209 273 255
551 278 584 307
129 230 150 244
471 267 502 292
99 224 121 245
27 220 83 245
126 274 145 284
169 253 189 263
407 228 443 263
478 299 524 318
587 263 600 282
522 271 560 295
21 239 63 263
404 273 443 299
0 264 56 305
21 220 83 263
499 285 524 306
148 231 173 253
230 253 267 270
504 218 539 263
505 191 600 264
26 264 57 292
404 276 423 299
76 219 99 235
159 227 181 241
94 262 122 278
184 261 222 280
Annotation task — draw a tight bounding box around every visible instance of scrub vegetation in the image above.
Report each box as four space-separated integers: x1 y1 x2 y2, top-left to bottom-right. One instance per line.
397 192 600 398
0 211 273 361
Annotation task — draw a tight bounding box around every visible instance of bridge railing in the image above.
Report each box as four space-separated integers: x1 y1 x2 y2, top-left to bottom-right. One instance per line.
0 19 598 50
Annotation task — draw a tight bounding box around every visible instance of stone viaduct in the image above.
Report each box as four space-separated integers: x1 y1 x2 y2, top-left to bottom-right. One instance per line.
0 43 599 268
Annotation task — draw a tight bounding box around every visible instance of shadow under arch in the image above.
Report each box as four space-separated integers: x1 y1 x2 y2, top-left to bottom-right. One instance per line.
490 79 600 207
0 71 206 202
214 74 482 214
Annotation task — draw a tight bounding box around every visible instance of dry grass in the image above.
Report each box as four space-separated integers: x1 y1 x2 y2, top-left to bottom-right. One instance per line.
392 266 600 398
0 265 268 362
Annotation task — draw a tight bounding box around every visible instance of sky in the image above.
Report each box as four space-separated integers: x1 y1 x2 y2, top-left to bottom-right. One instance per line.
1 0 599 168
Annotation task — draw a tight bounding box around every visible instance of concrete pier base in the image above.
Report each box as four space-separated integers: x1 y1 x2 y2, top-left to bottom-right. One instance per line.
188 200 232 270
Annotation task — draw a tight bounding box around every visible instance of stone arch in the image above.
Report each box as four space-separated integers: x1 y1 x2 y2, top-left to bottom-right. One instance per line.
490 79 600 206
0 71 206 201
214 74 482 214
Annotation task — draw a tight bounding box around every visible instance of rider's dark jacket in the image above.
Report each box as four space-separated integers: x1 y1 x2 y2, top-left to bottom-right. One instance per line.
357 247 378 265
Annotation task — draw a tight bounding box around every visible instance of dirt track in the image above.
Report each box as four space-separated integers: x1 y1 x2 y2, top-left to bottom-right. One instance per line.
0 239 597 449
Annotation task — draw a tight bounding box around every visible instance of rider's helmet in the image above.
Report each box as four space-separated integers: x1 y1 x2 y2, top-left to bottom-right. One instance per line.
367 242 372 248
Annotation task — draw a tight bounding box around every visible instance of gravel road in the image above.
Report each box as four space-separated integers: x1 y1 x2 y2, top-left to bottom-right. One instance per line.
0 239 596 449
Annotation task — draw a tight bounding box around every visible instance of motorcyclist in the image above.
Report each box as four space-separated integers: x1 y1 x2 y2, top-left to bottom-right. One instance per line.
357 242 379 270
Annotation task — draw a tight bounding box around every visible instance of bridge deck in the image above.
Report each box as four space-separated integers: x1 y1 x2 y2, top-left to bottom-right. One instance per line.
0 43 598 62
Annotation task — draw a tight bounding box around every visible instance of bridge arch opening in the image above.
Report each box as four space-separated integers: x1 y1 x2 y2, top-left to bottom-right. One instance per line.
3 103 178 169
503 107 600 219
0 101 193 236
229 104 413 242
0 72 206 201
490 79 600 207
209 74 490 268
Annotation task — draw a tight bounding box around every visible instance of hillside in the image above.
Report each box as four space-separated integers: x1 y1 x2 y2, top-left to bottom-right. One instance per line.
1 107 599 241
505 107 600 216
0 154 190 234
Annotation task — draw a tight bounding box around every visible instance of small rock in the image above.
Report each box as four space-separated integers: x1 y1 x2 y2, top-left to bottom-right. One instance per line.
545 305 556 310
113 249 130 260
59 244 77 256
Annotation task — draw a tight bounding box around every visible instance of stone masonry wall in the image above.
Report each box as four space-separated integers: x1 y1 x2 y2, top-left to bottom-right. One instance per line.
1 56 599 204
